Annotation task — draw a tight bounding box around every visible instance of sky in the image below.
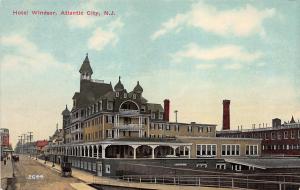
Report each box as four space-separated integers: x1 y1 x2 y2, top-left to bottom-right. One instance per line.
0 0 299 147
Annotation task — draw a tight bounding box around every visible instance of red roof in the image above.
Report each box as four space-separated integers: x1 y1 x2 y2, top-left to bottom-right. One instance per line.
36 140 48 147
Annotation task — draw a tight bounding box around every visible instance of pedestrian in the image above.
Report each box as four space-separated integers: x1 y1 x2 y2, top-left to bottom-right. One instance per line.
4 158 6 165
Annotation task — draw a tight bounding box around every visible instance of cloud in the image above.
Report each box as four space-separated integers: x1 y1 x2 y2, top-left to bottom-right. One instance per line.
224 63 242 70
151 2 275 40
196 63 216 70
172 43 262 63
88 18 123 51
0 34 73 72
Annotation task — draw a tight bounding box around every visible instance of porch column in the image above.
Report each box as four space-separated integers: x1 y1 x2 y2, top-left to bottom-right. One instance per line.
171 146 179 156
188 146 191 158
92 145 94 158
96 145 99 159
138 116 141 138
183 146 186 156
150 145 158 159
102 144 109 159
147 117 150 138
130 145 139 159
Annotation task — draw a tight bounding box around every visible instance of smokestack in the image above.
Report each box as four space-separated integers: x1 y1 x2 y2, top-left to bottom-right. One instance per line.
222 99 230 130
163 99 170 122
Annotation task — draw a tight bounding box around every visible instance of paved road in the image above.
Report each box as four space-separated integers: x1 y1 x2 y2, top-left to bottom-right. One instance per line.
13 156 80 190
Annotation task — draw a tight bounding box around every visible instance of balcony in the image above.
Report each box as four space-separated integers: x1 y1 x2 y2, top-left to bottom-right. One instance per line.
71 128 82 133
119 109 140 116
113 124 145 131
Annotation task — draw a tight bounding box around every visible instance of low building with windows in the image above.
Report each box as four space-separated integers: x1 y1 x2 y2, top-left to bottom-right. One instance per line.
45 55 262 176
217 117 300 156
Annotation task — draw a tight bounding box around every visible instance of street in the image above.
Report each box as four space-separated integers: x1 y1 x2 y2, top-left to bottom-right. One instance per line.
12 155 80 190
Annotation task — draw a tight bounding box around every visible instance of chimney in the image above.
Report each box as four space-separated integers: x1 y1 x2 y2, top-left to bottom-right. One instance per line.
163 99 170 122
222 99 230 130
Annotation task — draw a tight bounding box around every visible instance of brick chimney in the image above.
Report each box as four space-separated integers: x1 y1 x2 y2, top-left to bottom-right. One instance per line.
222 99 230 130
163 99 170 122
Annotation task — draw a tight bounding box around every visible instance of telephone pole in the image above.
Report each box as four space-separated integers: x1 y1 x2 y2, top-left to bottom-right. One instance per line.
28 132 33 156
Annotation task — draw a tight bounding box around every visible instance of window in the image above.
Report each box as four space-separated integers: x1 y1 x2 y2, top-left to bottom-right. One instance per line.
284 131 289 139
291 131 295 139
166 125 171 130
158 124 163 130
133 93 136 99
265 133 268 140
221 144 240 156
207 127 212 132
187 126 192 132
246 145 258 156
198 127 203 133
116 92 119 97
271 132 275 140
277 132 281 140
105 164 110 173
298 130 300 138
159 112 163 120
106 130 112 138
150 123 155 130
151 112 155 119
196 144 216 157
216 163 226 170
107 102 113 110
150 134 155 138
124 93 127 98
98 101 102 111
141 105 145 112
196 163 207 168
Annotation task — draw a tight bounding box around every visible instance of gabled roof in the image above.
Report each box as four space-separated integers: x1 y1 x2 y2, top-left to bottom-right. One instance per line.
73 80 113 109
79 54 93 74
147 103 163 112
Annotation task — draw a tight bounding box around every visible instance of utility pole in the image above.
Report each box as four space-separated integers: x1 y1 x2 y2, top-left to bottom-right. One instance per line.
23 134 26 154
19 135 23 154
28 132 33 156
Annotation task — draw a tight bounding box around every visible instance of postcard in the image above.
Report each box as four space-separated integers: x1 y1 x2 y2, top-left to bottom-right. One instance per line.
1 0 299 190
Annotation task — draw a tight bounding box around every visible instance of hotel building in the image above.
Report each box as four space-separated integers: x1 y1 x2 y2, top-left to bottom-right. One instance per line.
45 55 262 176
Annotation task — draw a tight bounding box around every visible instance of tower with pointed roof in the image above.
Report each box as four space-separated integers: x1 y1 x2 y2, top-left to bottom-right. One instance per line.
290 115 296 123
62 105 70 129
79 53 93 81
114 76 124 92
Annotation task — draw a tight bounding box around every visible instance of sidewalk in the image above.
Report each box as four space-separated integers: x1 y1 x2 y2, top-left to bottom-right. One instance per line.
35 157 231 190
1 159 14 189
1 160 14 178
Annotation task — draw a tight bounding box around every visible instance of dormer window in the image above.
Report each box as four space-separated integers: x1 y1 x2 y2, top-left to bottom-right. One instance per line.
107 102 113 110
124 93 127 98
98 101 102 111
151 112 155 119
141 105 146 112
133 93 136 99
159 112 163 120
116 92 119 97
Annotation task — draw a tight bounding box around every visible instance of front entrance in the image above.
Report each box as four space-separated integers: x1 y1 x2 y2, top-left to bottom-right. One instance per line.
97 162 102 176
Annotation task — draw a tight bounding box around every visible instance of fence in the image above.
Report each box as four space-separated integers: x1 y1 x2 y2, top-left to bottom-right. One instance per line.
93 174 300 190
